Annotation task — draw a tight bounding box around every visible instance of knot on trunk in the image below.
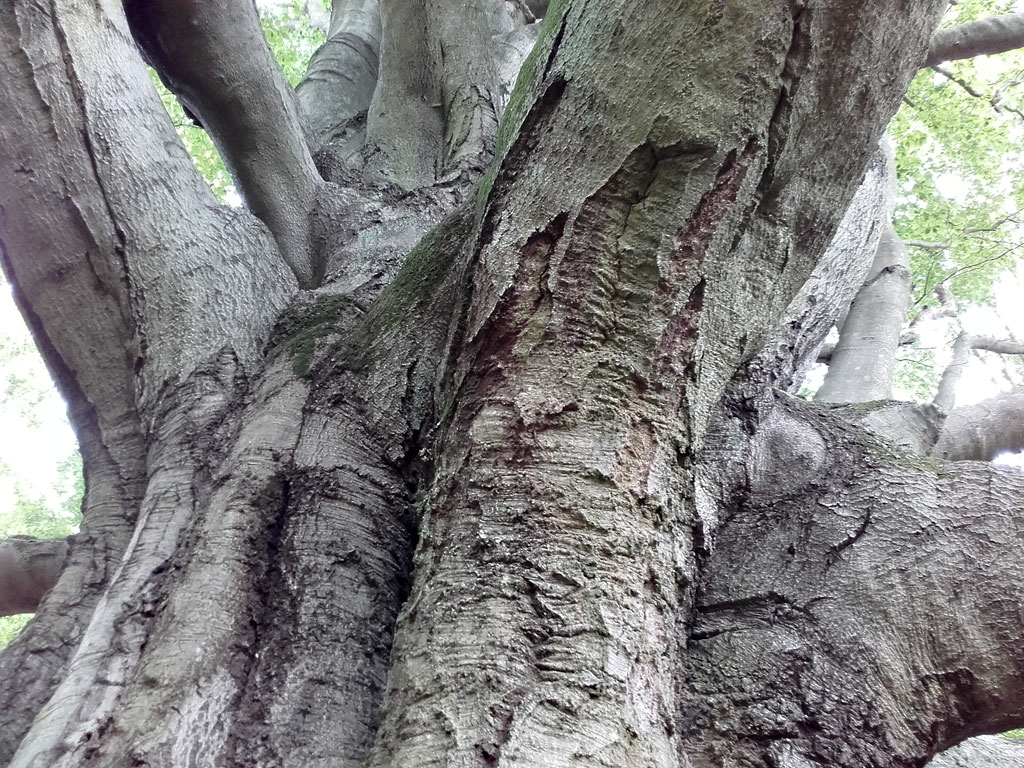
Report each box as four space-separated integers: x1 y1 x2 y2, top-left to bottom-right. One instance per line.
747 410 825 497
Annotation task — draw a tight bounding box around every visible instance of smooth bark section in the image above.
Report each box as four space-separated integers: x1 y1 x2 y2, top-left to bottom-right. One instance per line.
748 141 892 393
929 735 1024 767
926 13 1024 67
0 538 69 616
365 0 524 187
365 0 443 187
816 221 911 403
297 0 381 148
933 386 1024 461
682 398 1024 767
0 2 144 468
124 0 328 287
425 0 519 174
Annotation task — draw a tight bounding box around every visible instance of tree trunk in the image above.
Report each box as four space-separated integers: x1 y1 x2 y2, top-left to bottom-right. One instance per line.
6 1 1023 767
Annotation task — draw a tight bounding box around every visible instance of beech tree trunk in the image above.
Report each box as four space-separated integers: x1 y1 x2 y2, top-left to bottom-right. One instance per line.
3 1 1023 767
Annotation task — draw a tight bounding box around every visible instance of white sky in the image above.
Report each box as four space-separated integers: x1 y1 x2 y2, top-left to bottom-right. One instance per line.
0 286 77 513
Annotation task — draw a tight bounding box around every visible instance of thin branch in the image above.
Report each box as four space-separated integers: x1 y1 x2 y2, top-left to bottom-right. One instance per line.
904 239 949 249
934 333 1024 413
940 245 1018 283
910 282 958 327
931 63 987 98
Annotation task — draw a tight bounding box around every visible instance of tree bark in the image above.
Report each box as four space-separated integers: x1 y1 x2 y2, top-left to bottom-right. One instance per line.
816 205 912 403
0 538 69 617
11 1 1024 767
682 396 1024 767
926 13 1024 67
928 735 1024 767
934 386 1024 461
297 0 380 152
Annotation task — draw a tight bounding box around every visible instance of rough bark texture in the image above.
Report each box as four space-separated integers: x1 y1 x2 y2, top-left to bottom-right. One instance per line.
6 1 1023 768
681 396 1024 767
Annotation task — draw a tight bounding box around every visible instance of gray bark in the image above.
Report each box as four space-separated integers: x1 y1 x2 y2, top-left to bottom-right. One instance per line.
0 538 69 617
747 140 892 393
8 1 1024 767
816 152 912 404
926 13 1024 67
297 0 381 152
928 735 1024 767
366 1 948 764
682 395 1024 767
124 0 341 288
934 386 1024 461
364 0 526 187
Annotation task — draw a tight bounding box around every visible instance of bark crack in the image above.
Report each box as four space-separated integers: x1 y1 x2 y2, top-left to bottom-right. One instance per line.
826 508 871 567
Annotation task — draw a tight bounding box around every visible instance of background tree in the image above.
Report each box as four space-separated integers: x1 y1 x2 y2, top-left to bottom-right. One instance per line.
2 1 1024 767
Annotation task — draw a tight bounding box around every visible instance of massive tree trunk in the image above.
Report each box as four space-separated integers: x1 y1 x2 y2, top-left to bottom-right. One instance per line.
3 1 1022 767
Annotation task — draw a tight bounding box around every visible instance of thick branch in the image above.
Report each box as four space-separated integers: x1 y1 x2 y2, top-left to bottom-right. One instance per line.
816 217 912 403
365 0 527 187
926 13 1024 67
933 385 1024 460
683 398 1024 766
2 1 294 416
934 334 1024 413
297 0 381 149
0 537 69 617
124 0 329 287
929 735 1024 767
750 141 893 392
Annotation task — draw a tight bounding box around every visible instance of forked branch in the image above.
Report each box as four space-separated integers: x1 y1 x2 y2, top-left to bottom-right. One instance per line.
124 0 329 287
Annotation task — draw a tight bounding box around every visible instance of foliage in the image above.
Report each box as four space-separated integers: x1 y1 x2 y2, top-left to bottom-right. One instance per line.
0 298 83 648
887 0 1024 399
258 0 326 87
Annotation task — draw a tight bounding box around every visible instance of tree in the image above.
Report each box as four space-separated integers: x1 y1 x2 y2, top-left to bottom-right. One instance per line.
1 0 1024 766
